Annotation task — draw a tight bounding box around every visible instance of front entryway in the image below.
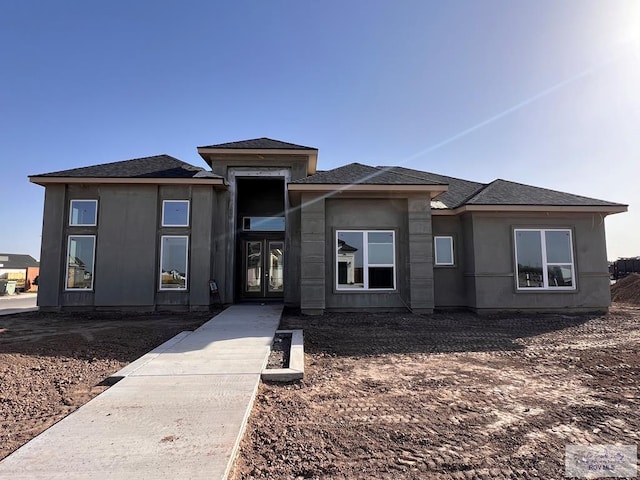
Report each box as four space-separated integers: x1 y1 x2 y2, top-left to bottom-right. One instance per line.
234 175 287 302
241 239 284 299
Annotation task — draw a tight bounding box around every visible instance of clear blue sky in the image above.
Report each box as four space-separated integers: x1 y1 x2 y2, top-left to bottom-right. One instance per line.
1 1 638 260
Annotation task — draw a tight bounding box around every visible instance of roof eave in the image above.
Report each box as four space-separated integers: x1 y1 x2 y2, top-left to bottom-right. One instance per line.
288 183 448 198
29 176 228 188
431 204 628 215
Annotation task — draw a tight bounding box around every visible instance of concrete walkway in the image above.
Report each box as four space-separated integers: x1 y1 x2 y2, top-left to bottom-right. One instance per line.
0 304 283 480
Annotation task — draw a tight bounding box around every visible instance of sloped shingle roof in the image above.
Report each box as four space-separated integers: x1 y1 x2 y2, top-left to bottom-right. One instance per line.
382 166 484 208
0 254 39 268
290 163 446 185
198 137 316 150
32 155 221 179
466 179 625 207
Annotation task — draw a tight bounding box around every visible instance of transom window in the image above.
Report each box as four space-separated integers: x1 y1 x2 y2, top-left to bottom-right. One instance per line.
514 229 575 290
162 200 190 227
69 200 98 226
159 236 188 290
434 236 454 266
66 235 95 290
336 230 396 290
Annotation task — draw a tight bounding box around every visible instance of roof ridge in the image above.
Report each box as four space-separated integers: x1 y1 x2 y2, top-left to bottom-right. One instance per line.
380 165 478 185
458 179 495 205
198 137 317 150
379 166 454 185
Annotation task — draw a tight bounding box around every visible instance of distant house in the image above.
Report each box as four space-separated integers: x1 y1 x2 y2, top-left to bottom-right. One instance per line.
0 253 39 292
29 138 627 313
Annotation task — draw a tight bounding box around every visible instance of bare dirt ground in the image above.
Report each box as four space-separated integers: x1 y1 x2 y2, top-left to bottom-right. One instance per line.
0 310 213 460
232 304 640 479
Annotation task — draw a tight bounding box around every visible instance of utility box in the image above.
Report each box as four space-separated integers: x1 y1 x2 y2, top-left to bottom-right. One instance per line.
5 281 17 295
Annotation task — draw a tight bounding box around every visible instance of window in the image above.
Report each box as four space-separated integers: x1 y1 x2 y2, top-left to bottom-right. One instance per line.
69 200 97 226
514 229 575 290
160 236 188 290
66 235 95 290
434 236 454 266
336 231 395 290
162 200 189 227
242 216 285 231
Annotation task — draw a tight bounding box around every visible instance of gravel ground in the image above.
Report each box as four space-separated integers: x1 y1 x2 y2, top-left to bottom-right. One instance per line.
231 304 640 479
0 310 214 460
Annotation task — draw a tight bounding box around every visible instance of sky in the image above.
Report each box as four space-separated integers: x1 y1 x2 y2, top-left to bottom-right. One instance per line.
1 1 638 261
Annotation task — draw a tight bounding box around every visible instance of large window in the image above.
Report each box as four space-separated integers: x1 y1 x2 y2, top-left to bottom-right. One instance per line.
66 235 95 290
69 200 97 226
514 229 575 290
162 200 190 227
160 236 188 290
434 236 454 266
336 231 395 290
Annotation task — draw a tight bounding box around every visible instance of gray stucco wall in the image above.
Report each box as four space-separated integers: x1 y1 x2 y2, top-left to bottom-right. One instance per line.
38 183 222 311
210 155 310 182
432 215 467 308
285 201 301 308
37 184 66 308
299 193 326 314
323 197 410 312
94 185 157 307
468 212 611 312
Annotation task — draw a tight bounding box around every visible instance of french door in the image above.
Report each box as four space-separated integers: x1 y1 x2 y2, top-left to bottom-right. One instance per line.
241 239 284 299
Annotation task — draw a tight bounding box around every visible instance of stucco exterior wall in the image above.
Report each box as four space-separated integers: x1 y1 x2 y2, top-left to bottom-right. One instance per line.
323 198 410 312
432 215 467 308
37 184 66 308
94 185 157 307
299 193 326 314
38 183 223 311
209 155 309 181
468 212 611 312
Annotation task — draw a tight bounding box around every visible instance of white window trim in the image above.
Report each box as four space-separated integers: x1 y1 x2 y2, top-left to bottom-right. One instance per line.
162 200 190 227
514 228 576 291
159 235 189 291
336 230 396 291
65 235 96 291
434 235 455 266
69 199 98 226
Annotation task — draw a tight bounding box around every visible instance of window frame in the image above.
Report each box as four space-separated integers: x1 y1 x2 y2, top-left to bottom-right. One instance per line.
65 235 96 291
335 230 396 291
161 200 190 227
434 235 455 266
513 228 576 291
159 235 189 291
69 199 98 227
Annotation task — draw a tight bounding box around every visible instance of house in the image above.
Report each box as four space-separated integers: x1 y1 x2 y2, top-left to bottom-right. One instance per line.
0 253 40 293
29 138 627 314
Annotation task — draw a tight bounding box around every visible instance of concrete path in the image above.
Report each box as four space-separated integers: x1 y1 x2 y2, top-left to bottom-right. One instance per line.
0 304 283 480
0 292 38 315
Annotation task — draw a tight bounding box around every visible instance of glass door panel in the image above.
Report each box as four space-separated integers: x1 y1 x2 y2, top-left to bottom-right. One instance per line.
245 241 262 293
268 242 284 294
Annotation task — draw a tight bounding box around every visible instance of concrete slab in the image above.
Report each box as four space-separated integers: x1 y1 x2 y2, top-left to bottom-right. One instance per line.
262 329 305 382
109 330 193 381
0 304 283 480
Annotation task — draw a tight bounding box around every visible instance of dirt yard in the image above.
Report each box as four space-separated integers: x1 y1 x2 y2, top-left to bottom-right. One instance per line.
0 310 213 460
232 304 640 479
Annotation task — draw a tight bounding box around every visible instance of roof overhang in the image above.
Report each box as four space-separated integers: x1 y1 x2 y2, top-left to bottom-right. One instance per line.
197 148 319 175
29 176 228 188
288 183 448 198
432 204 628 215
